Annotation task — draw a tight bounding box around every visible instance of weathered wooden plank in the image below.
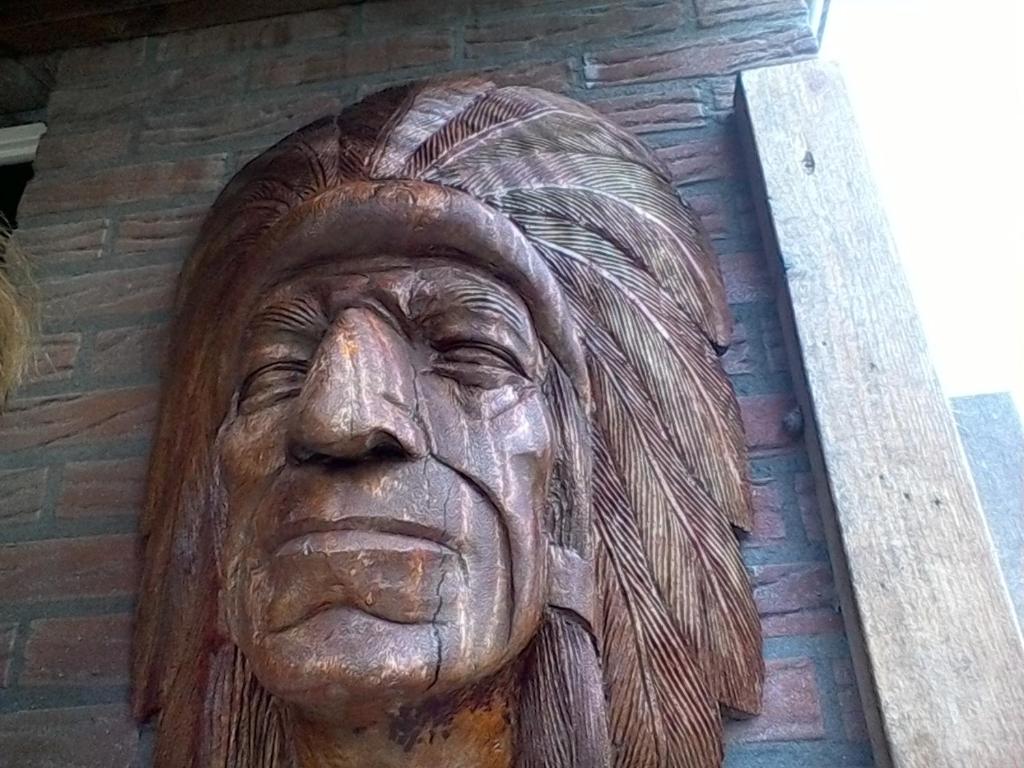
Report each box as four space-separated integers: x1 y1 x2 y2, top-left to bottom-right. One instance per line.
0 0 354 55
737 59 1024 767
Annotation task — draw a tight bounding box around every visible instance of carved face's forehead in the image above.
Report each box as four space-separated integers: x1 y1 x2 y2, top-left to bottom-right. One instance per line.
240 258 543 378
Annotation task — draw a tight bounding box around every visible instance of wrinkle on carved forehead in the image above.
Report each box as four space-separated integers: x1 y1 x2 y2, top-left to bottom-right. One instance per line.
253 259 533 330
238 259 545 381
189 180 589 412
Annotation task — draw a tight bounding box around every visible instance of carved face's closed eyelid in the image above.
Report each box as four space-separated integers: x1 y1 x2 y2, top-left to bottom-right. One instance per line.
237 359 310 414
434 338 527 378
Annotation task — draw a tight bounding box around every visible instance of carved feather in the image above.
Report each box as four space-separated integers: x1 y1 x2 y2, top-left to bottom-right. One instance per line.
593 431 722 766
397 81 764 762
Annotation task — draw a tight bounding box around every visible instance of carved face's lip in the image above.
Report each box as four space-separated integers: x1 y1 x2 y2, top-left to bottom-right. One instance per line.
263 522 457 633
271 516 457 559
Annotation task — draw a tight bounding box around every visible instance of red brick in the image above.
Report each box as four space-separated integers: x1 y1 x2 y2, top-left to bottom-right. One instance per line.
138 92 344 151
115 207 205 257
0 704 138 767
720 251 772 304
465 2 684 59
25 333 81 385
16 219 109 270
92 325 169 381
155 8 357 60
583 25 817 87
762 318 789 373
474 0 585 8
52 62 244 121
475 59 575 93
41 263 178 324
833 658 871 742
34 124 133 171
22 614 132 685
696 0 807 27
252 31 454 88
363 0 469 33
832 657 855 688
708 76 737 113
752 562 841 637
654 135 737 185
737 191 761 241
0 624 15 687
795 471 824 541
58 39 146 85
57 458 148 520
722 320 754 376
0 535 137 602
155 57 247 102
725 658 825 741
746 480 786 546
688 193 729 241
378 59 568 97
47 82 148 124
0 468 47 526
739 393 799 451
589 88 706 134
0 387 157 452
20 156 228 216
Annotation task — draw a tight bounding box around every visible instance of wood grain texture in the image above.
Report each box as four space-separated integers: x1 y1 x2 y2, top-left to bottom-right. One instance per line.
134 80 759 767
737 59 1024 767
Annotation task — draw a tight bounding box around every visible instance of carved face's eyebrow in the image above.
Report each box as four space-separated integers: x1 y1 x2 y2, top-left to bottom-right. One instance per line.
425 278 534 347
251 292 328 337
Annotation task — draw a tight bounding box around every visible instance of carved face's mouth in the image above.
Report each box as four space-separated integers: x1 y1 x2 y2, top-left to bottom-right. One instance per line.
271 516 457 559
264 536 456 632
266 522 459 630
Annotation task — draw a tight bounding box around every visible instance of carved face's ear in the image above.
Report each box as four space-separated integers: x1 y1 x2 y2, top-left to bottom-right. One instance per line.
540 352 592 555
546 544 595 631
541 348 594 631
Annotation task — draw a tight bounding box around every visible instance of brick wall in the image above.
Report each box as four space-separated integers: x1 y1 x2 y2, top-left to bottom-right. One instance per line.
0 2 873 766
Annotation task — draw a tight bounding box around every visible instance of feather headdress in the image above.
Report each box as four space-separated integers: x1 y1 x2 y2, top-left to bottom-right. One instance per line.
134 79 762 768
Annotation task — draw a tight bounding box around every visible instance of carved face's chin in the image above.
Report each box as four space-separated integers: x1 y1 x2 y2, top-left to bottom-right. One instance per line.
240 603 462 713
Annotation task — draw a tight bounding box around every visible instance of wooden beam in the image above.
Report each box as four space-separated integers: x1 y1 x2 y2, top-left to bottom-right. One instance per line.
0 1 357 55
737 59 1024 767
808 0 830 42
0 58 53 114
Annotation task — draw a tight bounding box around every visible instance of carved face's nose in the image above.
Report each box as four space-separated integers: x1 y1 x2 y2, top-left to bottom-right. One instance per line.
288 307 427 464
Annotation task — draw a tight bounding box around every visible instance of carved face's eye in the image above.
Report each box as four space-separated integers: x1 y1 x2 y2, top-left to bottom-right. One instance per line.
432 339 526 389
238 359 309 414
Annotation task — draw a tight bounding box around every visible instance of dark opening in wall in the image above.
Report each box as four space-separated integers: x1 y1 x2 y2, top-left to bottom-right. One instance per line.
0 161 33 230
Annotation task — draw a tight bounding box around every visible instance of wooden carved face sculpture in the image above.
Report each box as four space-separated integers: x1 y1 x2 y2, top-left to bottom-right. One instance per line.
133 80 763 768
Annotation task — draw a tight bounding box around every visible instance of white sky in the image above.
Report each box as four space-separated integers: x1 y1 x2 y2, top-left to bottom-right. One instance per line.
821 0 1024 412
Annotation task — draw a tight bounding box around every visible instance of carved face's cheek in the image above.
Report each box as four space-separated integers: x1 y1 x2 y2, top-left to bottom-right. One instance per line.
220 413 276 550
217 405 294 646
417 375 553 658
